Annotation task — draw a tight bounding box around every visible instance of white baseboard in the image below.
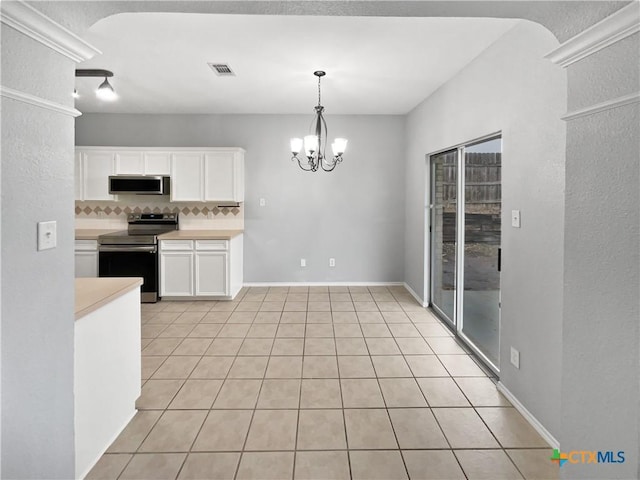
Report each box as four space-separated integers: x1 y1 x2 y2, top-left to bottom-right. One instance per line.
403 282 427 307
497 382 560 450
243 281 404 287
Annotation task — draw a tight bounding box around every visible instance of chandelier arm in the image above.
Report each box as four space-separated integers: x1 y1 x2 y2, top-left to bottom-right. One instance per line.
320 156 339 172
321 153 344 172
308 114 317 134
315 112 322 154
319 111 328 164
293 155 314 172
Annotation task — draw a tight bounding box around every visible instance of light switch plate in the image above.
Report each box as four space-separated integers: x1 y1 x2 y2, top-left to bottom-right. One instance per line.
511 210 521 228
259 198 266 207
37 221 57 251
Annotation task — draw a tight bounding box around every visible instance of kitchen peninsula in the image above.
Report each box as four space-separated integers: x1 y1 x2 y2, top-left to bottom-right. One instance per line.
74 277 142 478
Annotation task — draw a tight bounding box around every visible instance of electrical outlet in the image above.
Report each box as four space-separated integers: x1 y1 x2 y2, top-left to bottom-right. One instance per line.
259 198 266 207
300 258 306 267
329 258 336 267
510 347 520 369
511 210 521 228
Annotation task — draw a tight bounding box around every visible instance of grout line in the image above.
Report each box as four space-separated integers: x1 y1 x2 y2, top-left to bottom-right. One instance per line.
291 370 301 480
400 313 468 479
361 323 412 480
178 301 239 479
109 446 548 454
450 450 471 480
335 343 354 480
503 449 529 480
114 451 137 480
124 288 529 480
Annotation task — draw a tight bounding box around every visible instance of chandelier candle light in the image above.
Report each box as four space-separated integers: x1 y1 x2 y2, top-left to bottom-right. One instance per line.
290 71 347 172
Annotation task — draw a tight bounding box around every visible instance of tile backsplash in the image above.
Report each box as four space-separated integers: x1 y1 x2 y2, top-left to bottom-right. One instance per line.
75 201 241 217
75 200 243 230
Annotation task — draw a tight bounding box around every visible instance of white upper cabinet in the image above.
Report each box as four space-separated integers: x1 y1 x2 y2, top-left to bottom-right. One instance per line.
144 152 171 175
74 151 84 200
75 147 244 203
171 152 204 202
114 150 171 175
80 150 115 201
204 151 244 202
172 149 245 203
114 151 144 174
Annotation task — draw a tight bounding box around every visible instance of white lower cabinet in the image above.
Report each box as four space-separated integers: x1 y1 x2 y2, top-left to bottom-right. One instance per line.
160 235 243 299
160 251 194 297
195 252 227 296
75 240 98 277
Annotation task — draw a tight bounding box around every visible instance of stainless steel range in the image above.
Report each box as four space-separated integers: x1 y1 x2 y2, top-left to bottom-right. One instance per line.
98 213 179 302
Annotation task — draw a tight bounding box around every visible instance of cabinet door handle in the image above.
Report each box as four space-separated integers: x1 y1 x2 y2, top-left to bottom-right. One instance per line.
498 248 502 272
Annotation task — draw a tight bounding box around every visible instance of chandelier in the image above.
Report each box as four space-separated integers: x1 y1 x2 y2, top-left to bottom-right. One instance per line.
290 71 347 172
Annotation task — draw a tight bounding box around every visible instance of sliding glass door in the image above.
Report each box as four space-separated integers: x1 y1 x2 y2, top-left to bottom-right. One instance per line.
429 135 502 371
430 149 458 326
460 138 502 367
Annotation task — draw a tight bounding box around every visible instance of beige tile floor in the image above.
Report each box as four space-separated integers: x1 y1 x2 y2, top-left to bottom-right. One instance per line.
87 285 558 480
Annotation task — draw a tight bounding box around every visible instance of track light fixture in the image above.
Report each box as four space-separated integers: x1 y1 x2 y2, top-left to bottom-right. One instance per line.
75 69 118 101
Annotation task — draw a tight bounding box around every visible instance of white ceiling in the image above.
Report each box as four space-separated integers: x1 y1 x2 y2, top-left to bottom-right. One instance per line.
75 13 519 115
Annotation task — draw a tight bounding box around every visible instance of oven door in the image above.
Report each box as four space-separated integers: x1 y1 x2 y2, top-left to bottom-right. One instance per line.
98 245 158 303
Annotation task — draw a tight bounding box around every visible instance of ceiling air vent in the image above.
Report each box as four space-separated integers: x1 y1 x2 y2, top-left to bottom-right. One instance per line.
208 63 235 76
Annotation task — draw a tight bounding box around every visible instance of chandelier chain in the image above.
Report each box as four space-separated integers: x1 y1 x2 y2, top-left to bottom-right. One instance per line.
318 75 322 106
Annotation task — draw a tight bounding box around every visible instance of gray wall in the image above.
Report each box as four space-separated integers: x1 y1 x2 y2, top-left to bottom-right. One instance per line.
404 21 567 438
560 32 640 479
76 114 406 283
1 27 76 478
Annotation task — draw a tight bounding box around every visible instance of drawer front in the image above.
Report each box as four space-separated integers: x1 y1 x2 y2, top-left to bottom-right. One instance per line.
75 240 98 251
195 239 229 251
160 240 194 251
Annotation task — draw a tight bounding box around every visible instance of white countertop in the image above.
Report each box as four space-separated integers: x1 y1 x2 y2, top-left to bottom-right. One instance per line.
75 277 143 320
158 229 244 240
75 229 121 240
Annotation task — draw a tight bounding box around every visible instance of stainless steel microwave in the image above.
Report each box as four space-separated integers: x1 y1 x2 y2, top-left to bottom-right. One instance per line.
108 176 170 195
